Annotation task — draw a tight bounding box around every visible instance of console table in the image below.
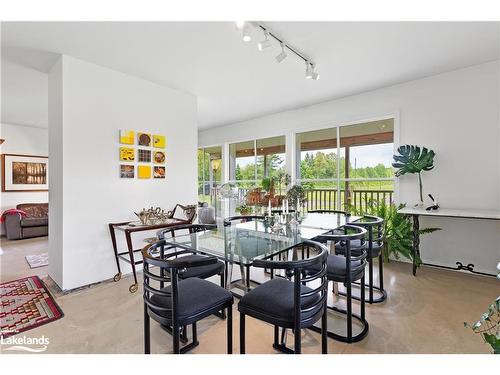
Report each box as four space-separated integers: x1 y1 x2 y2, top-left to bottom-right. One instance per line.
398 207 500 276
108 219 188 292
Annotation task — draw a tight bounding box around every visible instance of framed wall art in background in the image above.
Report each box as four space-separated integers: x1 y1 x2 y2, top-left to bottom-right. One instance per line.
2 154 49 192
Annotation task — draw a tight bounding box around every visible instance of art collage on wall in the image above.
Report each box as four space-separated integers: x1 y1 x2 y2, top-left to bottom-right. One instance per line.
119 130 166 179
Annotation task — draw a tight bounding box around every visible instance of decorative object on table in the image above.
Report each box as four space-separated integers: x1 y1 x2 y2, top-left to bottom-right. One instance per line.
153 150 166 164
0 276 63 339
119 147 135 161
25 253 49 268
286 184 307 210
137 132 151 146
134 206 170 225
138 149 152 163
0 138 5 144
392 145 435 207
137 165 151 179
153 166 165 179
425 194 439 211
153 134 166 148
2 154 48 192
119 129 135 145
464 263 500 354
346 200 440 266
120 164 134 178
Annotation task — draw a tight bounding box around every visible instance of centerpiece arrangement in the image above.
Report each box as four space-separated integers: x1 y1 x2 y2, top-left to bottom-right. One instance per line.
134 206 170 225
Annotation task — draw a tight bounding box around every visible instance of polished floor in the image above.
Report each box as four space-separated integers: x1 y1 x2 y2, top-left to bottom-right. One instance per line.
0 236 498 354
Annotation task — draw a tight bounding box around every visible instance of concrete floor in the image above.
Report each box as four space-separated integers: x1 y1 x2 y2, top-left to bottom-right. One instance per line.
0 236 498 354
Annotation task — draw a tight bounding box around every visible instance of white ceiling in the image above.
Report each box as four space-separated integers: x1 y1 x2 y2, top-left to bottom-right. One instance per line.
1 21 498 129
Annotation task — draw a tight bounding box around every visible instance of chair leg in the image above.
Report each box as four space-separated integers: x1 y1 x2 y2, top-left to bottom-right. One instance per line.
144 303 150 354
360 275 366 321
172 322 180 354
192 322 198 345
321 302 328 354
368 257 374 303
274 325 279 347
240 313 246 354
227 306 233 354
347 280 353 343
294 328 301 354
379 253 384 291
219 273 227 319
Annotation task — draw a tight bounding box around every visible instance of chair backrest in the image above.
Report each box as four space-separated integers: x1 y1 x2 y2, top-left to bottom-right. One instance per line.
315 224 368 273
169 204 197 223
352 214 384 244
142 239 218 322
252 240 329 327
223 215 265 226
308 209 350 216
157 223 216 240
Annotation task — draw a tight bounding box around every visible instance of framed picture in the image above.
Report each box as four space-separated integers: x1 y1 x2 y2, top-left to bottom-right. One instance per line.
2 154 49 192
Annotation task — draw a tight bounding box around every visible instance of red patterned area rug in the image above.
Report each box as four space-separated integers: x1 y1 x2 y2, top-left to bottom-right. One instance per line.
0 276 63 338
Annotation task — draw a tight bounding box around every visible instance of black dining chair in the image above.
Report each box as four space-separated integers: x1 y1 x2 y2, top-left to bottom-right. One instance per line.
311 224 369 343
238 240 329 354
335 215 387 304
157 223 225 288
142 240 234 354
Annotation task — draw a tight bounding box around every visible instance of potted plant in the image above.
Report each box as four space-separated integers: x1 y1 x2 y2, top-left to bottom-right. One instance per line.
346 200 440 266
286 185 307 210
464 263 500 354
392 145 435 207
235 204 252 216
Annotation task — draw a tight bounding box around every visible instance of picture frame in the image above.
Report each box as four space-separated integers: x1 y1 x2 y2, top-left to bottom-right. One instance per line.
1 154 49 192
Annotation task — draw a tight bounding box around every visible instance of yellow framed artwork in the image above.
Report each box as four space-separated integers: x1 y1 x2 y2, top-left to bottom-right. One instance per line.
153 135 166 148
137 165 151 179
119 130 135 145
120 147 135 161
153 151 166 164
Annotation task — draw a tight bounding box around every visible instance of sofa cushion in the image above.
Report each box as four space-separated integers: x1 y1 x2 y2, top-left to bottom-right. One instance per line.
17 203 48 218
21 217 48 227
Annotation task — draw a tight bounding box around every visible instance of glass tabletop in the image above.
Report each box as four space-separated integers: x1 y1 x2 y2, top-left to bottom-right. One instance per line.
165 213 357 265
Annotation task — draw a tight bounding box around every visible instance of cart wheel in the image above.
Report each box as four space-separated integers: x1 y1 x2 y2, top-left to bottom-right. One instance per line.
129 283 138 293
113 272 122 282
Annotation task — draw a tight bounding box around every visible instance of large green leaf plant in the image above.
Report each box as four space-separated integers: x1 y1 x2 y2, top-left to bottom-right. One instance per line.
392 145 435 205
346 200 440 266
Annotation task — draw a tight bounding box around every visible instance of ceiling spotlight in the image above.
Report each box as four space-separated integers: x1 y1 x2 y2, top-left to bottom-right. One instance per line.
235 21 246 29
241 23 252 42
275 43 287 63
305 62 320 80
258 31 272 51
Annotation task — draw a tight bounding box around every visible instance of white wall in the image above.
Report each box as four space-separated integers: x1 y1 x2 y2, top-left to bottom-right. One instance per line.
0 123 49 234
49 55 198 290
199 61 500 275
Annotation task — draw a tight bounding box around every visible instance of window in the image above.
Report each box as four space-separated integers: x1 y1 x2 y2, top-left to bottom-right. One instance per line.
296 119 394 211
229 136 286 191
198 146 222 207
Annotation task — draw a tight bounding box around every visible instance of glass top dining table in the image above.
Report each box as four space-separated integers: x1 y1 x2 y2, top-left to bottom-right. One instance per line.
163 212 359 293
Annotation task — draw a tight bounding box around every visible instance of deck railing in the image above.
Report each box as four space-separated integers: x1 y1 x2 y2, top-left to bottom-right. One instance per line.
205 186 393 214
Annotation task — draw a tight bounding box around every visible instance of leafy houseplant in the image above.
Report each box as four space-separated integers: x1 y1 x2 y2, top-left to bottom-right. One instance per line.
261 177 274 193
392 145 435 207
346 200 440 266
464 263 500 354
286 185 307 209
235 204 252 216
